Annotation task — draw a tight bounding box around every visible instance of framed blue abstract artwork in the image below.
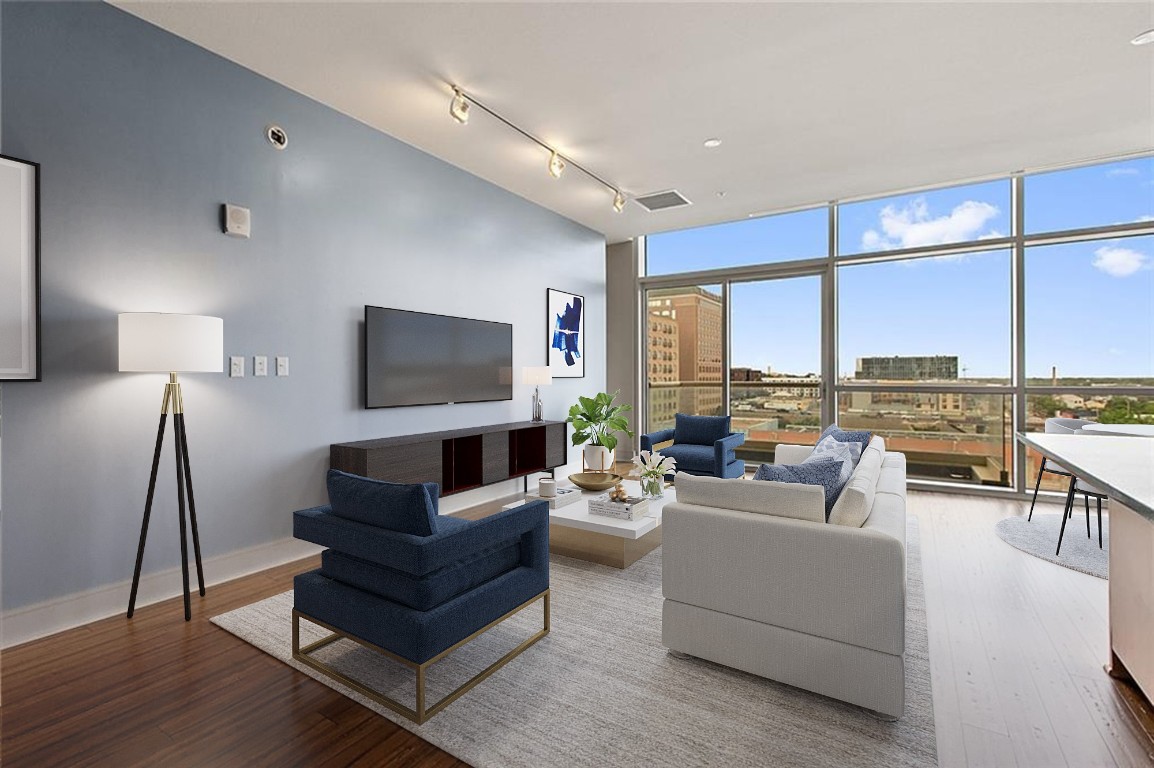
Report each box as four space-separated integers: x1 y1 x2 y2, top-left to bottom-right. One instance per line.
547 288 584 378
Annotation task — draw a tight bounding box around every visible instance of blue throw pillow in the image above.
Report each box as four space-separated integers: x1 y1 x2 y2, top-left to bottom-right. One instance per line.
753 459 845 519
674 414 731 446
326 469 439 536
819 425 872 457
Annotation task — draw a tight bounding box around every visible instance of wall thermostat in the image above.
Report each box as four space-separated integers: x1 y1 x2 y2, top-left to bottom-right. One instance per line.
221 203 251 238
266 124 288 150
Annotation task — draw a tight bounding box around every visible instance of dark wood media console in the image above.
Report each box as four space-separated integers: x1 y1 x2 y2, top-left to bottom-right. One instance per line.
330 420 568 497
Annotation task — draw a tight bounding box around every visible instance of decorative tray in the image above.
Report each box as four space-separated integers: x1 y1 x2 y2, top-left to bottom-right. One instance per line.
568 472 623 491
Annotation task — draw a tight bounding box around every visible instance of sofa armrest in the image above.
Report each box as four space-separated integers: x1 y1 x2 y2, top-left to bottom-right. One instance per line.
640 428 676 452
294 500 549 576
714 431 745 466
774 443 814 465
662 502 905 655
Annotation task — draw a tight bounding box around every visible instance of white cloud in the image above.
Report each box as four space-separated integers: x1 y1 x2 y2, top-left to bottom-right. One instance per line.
1092 245 1149 277
1107 167 1140 177
861 198 1000 250
1137 215 1154 223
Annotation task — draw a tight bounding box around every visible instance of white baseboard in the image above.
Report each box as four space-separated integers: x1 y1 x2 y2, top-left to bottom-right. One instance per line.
0 537 322 648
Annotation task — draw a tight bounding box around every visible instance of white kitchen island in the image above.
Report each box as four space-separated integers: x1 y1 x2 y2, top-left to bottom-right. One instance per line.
1019 432 1154 706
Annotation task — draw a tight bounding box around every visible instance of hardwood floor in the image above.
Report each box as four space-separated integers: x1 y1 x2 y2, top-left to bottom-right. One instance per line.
0 556 466 768
2 491 1152 766
918 492 1154 767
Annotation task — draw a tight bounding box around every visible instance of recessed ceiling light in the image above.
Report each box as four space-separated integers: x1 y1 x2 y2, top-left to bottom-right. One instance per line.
1132 28 1154 45
716 191 727 198
703 138 722 148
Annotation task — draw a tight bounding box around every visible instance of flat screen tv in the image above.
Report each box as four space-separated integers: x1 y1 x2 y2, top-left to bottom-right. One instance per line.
364 306 513 409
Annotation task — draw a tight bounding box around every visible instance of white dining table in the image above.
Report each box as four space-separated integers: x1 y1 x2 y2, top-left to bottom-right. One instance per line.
1081 423 1154 437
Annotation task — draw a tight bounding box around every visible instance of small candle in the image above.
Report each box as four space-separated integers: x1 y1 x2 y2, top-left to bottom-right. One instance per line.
538 478 557 498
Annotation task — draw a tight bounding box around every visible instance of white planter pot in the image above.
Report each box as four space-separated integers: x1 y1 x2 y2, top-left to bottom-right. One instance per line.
583 444 613 472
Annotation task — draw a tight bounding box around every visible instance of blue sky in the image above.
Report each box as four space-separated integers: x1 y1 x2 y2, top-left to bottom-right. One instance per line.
647 157 1154 379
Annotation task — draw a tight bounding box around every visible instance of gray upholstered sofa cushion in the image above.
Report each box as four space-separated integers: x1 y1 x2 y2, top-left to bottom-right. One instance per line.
828 435 886 528
674 472 826 524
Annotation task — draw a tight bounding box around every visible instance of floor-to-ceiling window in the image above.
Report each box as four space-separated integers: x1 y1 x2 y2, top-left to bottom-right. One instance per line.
639 154 1154 494
1019 156 1154 492
644 284 725 432
729 276 824 464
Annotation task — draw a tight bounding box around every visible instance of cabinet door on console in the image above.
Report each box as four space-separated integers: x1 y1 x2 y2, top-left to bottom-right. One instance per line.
365 441 443 486
482 431 510 486
546 423 566 468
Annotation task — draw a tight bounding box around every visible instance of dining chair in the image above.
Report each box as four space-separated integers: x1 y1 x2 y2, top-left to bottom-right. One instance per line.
1025 417 1106 555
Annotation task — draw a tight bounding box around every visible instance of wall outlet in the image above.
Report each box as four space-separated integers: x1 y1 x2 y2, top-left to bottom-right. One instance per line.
276 356 289 377
254 356 268 377
230 356 245 378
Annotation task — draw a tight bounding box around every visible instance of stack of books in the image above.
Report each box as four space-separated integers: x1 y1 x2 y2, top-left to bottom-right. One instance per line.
587 493 650 521
524 487 582 509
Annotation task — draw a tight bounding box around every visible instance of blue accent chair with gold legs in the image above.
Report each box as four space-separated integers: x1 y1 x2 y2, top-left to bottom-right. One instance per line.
640 413 745 479
292 469 550 724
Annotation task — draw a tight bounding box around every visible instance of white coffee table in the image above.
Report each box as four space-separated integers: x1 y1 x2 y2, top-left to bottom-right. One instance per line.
546 479 675 568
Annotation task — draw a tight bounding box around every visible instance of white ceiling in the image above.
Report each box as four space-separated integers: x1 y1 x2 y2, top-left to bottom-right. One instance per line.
113 1 1154 243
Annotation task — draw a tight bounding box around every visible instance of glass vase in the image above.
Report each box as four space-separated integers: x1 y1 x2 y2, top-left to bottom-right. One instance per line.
640 475 664 499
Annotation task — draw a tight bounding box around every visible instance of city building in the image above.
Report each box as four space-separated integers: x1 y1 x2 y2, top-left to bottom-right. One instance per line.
855 355 959 381
729 366 763 382
647 287 724 384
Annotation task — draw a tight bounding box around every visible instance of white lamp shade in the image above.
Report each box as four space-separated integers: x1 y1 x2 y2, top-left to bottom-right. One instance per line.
118 313 224 373
522 366 552 386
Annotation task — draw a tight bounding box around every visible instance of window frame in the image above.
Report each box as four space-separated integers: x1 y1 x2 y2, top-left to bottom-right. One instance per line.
637 154 1154 497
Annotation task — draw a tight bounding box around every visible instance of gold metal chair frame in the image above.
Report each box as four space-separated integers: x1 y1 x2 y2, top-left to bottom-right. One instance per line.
292 589 550 725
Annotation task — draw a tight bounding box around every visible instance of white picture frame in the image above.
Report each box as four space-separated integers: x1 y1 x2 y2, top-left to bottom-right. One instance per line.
0 154 41 381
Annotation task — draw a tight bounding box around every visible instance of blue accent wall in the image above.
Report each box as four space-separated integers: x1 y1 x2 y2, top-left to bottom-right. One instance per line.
0 1 605 618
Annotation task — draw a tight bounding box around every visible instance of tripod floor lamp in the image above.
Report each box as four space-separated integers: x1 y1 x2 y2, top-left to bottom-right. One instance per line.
119 313 223 621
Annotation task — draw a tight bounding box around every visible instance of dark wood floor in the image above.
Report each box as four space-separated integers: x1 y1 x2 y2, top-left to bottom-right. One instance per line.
2 490 1153 767
0 555 466 767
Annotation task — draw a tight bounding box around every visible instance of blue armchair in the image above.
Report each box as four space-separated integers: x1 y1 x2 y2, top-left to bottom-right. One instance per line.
292 469 549 724
640 413 745 479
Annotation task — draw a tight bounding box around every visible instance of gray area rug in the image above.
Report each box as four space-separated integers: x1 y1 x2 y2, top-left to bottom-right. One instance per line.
212 518 936 767
995 512 1109 579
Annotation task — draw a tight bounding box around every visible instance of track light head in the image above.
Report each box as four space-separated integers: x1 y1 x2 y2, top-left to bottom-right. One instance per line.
613 191 626 213
548 150 565 179
449 88 470 125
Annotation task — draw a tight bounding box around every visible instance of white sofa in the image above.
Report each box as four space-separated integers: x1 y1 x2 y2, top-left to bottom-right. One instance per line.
661 436 908 718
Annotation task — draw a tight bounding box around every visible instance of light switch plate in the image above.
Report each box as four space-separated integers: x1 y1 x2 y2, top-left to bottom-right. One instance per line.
254 356 268 377
276 356 289 377
230 356 245 378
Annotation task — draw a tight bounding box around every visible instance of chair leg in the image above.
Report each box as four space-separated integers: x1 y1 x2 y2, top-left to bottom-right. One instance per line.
1027 458 1046 522
1084 494 1091 539
1096 497 1103 549
1056 476 1077 556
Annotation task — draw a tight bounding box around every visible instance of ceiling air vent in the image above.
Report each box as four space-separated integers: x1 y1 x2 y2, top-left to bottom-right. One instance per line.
634 190 692 212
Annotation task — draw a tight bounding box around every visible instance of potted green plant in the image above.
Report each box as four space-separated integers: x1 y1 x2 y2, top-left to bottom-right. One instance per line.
566 390 635 472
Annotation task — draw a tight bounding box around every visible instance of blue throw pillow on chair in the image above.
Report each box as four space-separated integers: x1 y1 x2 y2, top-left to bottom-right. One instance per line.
819 425 872 457
674 414 731 446
753 459 845 518
326 469 439 536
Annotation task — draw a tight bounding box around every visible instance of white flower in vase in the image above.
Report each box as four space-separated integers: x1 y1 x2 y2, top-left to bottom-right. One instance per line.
631 450 676 498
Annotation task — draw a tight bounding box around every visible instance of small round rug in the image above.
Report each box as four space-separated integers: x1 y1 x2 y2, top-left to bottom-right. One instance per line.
995 512 1109 579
